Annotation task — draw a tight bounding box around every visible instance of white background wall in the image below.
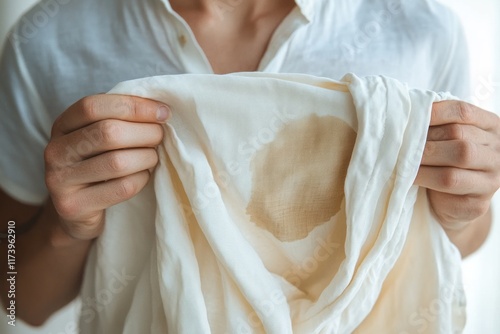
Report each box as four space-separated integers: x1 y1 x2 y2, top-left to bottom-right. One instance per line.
1 0 499 333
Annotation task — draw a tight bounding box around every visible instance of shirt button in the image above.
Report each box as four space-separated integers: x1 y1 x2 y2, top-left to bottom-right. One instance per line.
178 34 187 47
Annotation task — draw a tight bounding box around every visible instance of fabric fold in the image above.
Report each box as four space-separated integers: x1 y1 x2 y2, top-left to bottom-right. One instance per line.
80 72 465 334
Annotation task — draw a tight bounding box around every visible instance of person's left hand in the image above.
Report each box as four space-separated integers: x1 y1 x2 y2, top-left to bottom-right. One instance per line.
415 100 500 231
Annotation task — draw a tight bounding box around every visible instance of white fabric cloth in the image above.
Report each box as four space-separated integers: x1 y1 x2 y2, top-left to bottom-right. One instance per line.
80 73 465 333
0 0 469 205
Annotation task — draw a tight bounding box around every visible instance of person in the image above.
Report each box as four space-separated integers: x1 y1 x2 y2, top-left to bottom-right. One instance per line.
0 0 498 328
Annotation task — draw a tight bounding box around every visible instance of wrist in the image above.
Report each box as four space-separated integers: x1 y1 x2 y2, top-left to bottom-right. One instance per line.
44 201 96 249
49 222 94 249
441 207 492 258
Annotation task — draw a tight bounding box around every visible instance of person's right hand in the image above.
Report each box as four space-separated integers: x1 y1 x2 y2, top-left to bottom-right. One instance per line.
44 94 170 240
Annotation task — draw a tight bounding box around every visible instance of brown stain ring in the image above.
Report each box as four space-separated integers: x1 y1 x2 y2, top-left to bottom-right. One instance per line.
246 114 356 242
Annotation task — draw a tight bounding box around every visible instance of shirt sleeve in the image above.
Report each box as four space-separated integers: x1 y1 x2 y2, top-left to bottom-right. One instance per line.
0 29 52 205
429 5 471 99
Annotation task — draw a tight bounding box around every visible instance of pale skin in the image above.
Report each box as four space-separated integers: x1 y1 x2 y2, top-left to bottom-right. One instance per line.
1 0 499 326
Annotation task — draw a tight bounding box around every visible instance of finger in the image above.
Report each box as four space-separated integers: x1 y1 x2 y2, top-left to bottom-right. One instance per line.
420 140 499 170
64 148 158 185
61 170 151 219
53 95 171 136
414 166 497 195
426 123 493 145
426 190 491 225
50 120 163 161
430 101 499 132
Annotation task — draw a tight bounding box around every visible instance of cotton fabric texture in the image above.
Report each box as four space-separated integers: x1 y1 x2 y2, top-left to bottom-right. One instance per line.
80 73 465 333
0 0 470 205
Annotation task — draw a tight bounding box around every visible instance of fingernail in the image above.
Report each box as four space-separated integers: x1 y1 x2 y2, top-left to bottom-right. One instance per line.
157 105 171 122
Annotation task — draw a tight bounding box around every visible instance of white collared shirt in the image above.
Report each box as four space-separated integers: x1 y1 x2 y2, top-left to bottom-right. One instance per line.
0 0 469 204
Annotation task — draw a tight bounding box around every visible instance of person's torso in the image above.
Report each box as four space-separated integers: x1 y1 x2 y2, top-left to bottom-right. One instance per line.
12 0 463 133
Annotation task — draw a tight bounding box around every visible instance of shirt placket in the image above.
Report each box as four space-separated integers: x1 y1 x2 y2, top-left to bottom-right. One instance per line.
158 0 312 74
257 6 311 73
159 1 214 74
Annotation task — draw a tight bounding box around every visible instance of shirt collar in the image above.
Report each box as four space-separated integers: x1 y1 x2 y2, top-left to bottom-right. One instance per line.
294 0 315 21
159 0 316 22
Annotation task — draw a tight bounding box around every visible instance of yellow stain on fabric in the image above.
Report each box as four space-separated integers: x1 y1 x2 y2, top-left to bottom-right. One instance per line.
246 114 356 242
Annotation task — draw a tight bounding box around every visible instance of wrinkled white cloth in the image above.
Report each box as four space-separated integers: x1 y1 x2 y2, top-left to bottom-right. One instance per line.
80 73 465 334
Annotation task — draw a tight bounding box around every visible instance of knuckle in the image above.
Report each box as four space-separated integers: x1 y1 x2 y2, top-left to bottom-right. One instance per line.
127 96 138 116
50 117 63 137
98 120 122 145
114 96 136 118
456 101 474 124
423 141 436 157
440 169 460 190
44 144 69 180
80 96 100 121
116 178 138 199
54 196 80 219
455 140 476 166
108 152 129 173
447 124 464 141
45 169 62 191
43 143 58 163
